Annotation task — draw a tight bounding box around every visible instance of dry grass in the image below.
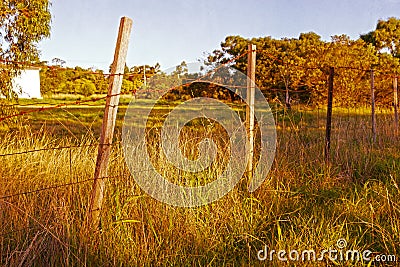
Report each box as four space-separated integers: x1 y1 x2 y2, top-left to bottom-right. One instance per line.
0 106 399 266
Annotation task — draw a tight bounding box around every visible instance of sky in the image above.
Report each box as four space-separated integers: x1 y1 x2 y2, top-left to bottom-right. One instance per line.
38 0 400 72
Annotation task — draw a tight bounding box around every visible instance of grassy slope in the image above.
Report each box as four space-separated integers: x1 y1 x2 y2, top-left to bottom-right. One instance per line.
0 97 399 266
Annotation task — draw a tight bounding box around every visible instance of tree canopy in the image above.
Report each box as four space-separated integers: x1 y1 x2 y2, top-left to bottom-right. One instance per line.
204 17 400 108
362 17 400 58
39 62 162 97
23 15 400 109
0 0 51 99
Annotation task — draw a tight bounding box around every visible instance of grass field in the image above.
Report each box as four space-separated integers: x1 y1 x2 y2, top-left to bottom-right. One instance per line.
0 96 399 266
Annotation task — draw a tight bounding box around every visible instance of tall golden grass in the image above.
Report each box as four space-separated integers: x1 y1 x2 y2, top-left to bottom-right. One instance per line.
0 107 399 266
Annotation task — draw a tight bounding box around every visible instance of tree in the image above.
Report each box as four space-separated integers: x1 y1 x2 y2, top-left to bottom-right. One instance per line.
0 0 51 98
81 80 96 97
204 35 309 106
39 64 111 96
121 79 134 94
204 32 383 108
360 31 377 48
51 57 66 67
143 72 180 99
172 61 188 76
297 32 326 106
128 63 161 92
323 35 377 107
375 17 400 58
274 38 306 109
361 17 400 58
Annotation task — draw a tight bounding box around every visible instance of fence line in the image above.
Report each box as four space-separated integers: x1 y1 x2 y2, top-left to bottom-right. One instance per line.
0 50 250 207
1 73 397 124
1 46 400 205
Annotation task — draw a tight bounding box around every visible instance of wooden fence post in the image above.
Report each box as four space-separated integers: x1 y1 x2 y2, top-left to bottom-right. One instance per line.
370 69 376 143
246 44 256 178
324 67 334 163
87 17 133 229
394 76 398 136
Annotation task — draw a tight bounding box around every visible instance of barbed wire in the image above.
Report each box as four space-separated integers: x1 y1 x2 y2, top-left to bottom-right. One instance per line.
0 93 113 122
0 175 118 200
0 142 117 158
0 166 162 200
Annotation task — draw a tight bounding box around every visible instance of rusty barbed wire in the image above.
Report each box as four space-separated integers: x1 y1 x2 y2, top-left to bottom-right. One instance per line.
0 165 167 200
0 142 118 157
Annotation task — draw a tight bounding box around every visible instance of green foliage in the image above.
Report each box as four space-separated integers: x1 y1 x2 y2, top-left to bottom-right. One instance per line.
0 0 51 99
121 79 134 94
324 35 378 107
40 64 108 96
127 63 161 89
141 72 180 99
205 18 400 108
39 62 164 97
81 80 96 97
375 17 400 58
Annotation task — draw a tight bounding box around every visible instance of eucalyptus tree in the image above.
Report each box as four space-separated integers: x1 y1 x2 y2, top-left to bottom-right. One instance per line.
0 0 51 99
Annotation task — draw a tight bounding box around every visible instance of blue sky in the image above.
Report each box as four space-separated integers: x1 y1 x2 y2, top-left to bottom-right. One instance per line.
38 0 400 72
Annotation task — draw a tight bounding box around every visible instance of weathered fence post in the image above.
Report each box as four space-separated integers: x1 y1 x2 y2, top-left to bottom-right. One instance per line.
246 44 256 178
370 69 376 143
324 67 334 163
88 17 133 229
394 76 398 136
